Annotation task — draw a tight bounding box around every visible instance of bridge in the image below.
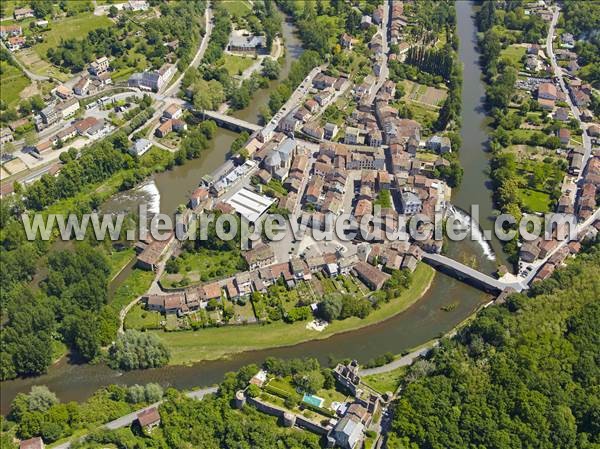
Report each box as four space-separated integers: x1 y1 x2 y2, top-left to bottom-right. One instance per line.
202 110 262 133
422 253 526 294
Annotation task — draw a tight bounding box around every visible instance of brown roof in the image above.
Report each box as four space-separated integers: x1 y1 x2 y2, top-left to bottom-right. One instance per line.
538 82 557 98
137 407 161 427
19 437 44 449
354 261 391 286
75 117 99 133
201 282 221 300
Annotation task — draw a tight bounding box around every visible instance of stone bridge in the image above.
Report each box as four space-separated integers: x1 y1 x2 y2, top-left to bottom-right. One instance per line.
422 253 526 294
201 110 262 133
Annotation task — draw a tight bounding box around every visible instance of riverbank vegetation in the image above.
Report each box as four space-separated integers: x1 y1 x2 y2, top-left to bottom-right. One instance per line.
475 1 562 263
0 111 221 381
387 242 600 448
142 265 434 365
1 383 164 445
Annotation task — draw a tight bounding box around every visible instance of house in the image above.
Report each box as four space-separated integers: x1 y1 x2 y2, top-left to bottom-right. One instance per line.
33 140 52 155
13 7 34 20
588 124 600 137
52 125 77 144
426 135 452 153
400 191 422 214
56 98 80 119
19 437 44 449
520 241 541 262
74 117 99 135
54 85 73 100
129 138 153 156
538 83 557 100
294 107 311 122
314 90 334 107
344 127 361 145
302 122 324 140
137 407 161 432
163 104 182 120
361 15 372 29
333 360 361 395
128 63 176 91
89 56 110 76
7 36 25 51
201 282 222 301
537 97 555 111
330 415 364 449
561 32 575 49
227 31 265 52
278 113 300 134
554 107 570 122
1 128 14 145
353 261 390 290
0 25 22 39
367 129 383 147
304 99 318 113
235 272 252 296
324 123 338 140
136 234 174 271
190 187 209 209
127 0 149 10
313 73 337 90
243 244 275 270
558 128 571 145
73 77 91 96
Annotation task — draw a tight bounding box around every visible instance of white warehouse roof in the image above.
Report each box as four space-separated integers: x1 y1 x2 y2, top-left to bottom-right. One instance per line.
224 188 275 223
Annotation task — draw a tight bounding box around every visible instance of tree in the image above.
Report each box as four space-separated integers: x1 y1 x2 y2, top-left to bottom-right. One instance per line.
27 386 58 412
108 330 170 370
317 296 343 322
262 58 280 80
292 369 324 394
109 5 118 18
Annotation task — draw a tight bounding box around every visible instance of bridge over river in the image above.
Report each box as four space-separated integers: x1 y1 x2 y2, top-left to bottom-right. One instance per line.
201 110 262 133
422 253 527 294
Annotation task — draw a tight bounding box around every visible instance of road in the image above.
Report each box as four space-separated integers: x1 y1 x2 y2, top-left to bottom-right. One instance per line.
53 386 218 449
360 345 436 377
545 6 592 181
162 6 214 98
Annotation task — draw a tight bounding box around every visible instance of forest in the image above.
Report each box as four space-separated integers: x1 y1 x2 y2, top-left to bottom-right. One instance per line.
387 242 600 449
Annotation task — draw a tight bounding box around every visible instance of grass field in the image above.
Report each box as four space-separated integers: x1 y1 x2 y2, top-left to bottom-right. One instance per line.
362 366 407 394
150 264 436 365
107 248 136 281
402 80 447 108
218 54 255 76
108 268 155 311
33 14 113 59
0 61 31 108
222 0 253 17
160 248 244 289
125 303 162 331
500 45 526 67
519 188 552 213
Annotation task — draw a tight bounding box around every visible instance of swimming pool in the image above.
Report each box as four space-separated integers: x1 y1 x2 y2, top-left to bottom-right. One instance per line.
302 393 324 408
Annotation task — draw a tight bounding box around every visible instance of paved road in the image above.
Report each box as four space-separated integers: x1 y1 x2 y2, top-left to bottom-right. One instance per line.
545 6 592 180
53 386 218 449
361 345 436 377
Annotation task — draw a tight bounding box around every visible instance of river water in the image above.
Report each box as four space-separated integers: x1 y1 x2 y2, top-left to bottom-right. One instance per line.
0 3 495 413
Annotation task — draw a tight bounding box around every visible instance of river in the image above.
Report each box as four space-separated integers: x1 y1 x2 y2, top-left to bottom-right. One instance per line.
0 3 495 413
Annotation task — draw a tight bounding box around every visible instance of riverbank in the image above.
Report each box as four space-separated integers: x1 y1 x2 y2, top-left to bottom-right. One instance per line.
151 264 435 366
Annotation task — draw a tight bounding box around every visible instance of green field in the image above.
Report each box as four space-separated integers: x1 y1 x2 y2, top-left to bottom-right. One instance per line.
362 366 407 394
33 14 113 59
218 54 255 76
125 303 162 331
222 0 253 17
107 248 136 281
500 45 526 67
0 61 30 108
160 248 244 289
150 264 436 365
519 188 553 213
